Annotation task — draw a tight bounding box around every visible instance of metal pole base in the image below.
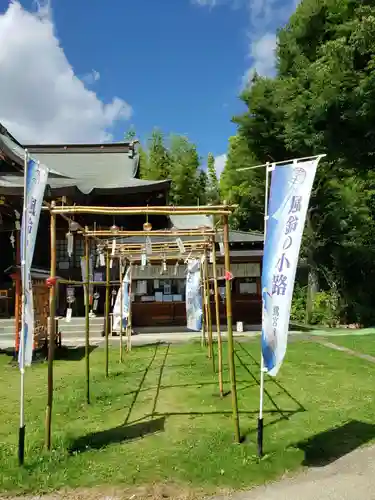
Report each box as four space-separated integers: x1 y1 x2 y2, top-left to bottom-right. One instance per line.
257 417 264 457
18 425 25 466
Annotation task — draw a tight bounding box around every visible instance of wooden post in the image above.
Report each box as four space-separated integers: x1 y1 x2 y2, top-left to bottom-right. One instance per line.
203 249 214 371
105 250 110 377
212 239 223 396
223 215 240 443
84 236 90 404
45 207 56 450
119 258 124 362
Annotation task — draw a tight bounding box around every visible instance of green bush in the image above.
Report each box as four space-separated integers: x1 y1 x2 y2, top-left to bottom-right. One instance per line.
291 285 340 326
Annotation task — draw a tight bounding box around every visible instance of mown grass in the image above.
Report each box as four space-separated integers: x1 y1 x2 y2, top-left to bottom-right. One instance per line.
326 333 375 357
0 339 375 496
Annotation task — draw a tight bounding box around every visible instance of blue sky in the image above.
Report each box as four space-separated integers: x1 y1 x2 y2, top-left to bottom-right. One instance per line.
0 0 298 169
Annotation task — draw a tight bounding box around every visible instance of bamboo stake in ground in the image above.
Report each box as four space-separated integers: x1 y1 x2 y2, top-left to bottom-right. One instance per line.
84 236 90 404
212 239 223 397
203 250 214 372
119 258 124 363
45 207 57 450
105 251 110 377
223 214 240 443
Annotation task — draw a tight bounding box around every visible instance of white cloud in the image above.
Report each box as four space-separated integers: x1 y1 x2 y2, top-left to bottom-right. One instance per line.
242 32 277 85
82 69 101 86
214 153 227 177
0 1 132 144
193 0 297 84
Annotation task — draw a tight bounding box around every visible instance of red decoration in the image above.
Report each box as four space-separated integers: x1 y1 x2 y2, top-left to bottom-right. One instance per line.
225 271 234 281
46 276 57 288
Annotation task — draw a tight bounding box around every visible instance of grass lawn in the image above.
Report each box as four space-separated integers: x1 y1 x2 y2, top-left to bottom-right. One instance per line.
324 333 375 357
0 339 375 497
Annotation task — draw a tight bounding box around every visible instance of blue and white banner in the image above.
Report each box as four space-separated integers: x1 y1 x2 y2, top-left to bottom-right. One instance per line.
113 266 132 331
19 157 49 368
261 157 321 376
186 258 202 331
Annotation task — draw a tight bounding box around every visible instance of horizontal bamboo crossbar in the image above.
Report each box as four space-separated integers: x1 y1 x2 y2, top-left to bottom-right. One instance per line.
51 205 236 216
83 230 216 237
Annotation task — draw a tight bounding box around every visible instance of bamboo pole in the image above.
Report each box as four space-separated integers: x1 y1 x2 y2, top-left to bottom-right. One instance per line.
52 204 236 217
84 236 90 404
127 266 133 352
105 251 110 377
203 250 214 371
84 230 216 237
223 214 240 443
45 208 57 450
212 239 223 397
119 258 124 363
200 265 206 347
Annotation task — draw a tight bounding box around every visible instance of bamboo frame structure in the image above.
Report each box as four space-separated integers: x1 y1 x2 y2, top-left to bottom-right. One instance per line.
42 202 242 446
84 236 90 404
211 239 223 397
45 208 56 450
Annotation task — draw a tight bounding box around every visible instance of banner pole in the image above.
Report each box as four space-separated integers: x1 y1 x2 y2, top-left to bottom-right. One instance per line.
258 162 270 457
84 236 90 404
18 150 28 466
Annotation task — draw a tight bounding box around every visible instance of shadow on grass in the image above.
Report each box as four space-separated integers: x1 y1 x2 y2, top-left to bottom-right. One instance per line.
124 343 160 424
236 342 306 412
296 420 375 466
68 416 166 454
54 345 98 362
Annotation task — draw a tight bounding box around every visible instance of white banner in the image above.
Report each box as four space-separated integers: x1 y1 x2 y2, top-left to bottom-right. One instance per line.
113 266 132 331
19 158 48 368
185 259 202 331
261 158 321 376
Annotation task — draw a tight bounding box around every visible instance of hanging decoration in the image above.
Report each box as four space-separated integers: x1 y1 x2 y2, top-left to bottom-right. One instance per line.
176 237 185 254
93 292 100 312
66 286 75 323
141 253 147 269
14 209 21 230
174 260 179 276
66 231 74 258
110 239 116 269
145 236 153 255
111 288 117 307
10 231 15 249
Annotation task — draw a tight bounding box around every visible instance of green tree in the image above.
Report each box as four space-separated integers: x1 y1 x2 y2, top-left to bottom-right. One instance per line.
220 135 264 231
145 129 171 180
232 0 375 324
206 153 220 204
168 134 202 205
